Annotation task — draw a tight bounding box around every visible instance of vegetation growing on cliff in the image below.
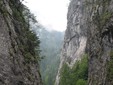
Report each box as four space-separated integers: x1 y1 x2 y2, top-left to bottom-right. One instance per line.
91 0 112 30
107 50 113 84
0 0 42 84
8 0 41 64
59 54 88 85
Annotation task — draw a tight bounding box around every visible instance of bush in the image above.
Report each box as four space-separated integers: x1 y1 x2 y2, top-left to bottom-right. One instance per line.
59 54 88 85
76 79 87 85
107 50 113 82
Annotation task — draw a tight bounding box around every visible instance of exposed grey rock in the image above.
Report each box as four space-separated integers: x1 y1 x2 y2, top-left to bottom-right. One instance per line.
86 0 113 85
56 0 113 85
0 0 42 85
55 0 87 85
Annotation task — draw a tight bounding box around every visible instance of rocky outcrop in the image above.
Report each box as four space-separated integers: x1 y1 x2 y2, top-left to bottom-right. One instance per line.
86 0 113 85
56 0 113 85
55 0 87 85
0 0 42 85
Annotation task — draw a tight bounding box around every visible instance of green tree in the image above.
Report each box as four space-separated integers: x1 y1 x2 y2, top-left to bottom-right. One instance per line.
37 28 64 85
76 79 87 85
59 54 88 85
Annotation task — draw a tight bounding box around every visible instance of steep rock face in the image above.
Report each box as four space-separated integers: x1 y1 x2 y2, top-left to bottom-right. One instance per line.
86 0 113 85
0 0 42 85
56 0 113 85
55 0 87 85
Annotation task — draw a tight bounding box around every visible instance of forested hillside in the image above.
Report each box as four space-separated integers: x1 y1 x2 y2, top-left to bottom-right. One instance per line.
1 0 113 85
38 28 64 85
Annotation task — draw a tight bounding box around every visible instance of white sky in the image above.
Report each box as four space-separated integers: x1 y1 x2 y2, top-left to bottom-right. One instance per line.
23 0 69 32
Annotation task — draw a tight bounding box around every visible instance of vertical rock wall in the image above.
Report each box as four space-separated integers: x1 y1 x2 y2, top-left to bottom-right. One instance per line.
56 0 113 85
55 0 87 85
0 0 42 85
86 0 113 85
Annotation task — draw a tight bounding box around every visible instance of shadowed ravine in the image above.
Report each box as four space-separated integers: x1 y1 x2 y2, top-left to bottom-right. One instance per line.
0 0 113 85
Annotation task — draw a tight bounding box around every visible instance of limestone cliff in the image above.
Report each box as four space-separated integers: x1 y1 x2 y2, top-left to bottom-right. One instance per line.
55 0 87 84
86 0 113 85
0 0 42 85
56 0 113 85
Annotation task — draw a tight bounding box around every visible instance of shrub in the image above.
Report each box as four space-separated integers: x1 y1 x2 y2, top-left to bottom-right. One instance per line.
76 79 87 85
59 54 88 85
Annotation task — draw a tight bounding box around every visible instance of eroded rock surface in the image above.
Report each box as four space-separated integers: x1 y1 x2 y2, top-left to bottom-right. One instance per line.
0 0 42 85
56 0 113 85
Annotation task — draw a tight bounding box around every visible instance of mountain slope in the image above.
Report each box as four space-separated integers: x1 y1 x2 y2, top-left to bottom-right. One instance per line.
56 0 113 85
0 0 42 85
39 28 64 85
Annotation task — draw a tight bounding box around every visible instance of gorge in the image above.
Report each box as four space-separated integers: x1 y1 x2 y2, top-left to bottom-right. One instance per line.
0 0 113 85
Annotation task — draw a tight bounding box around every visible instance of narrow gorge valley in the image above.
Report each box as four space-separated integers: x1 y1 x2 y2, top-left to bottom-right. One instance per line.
0 0 113 85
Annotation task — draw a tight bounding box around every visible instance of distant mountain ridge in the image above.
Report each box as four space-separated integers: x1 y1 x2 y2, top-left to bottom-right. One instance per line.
38 28 64 85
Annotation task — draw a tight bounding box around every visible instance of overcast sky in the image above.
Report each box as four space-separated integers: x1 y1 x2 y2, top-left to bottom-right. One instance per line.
23 0 69 32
